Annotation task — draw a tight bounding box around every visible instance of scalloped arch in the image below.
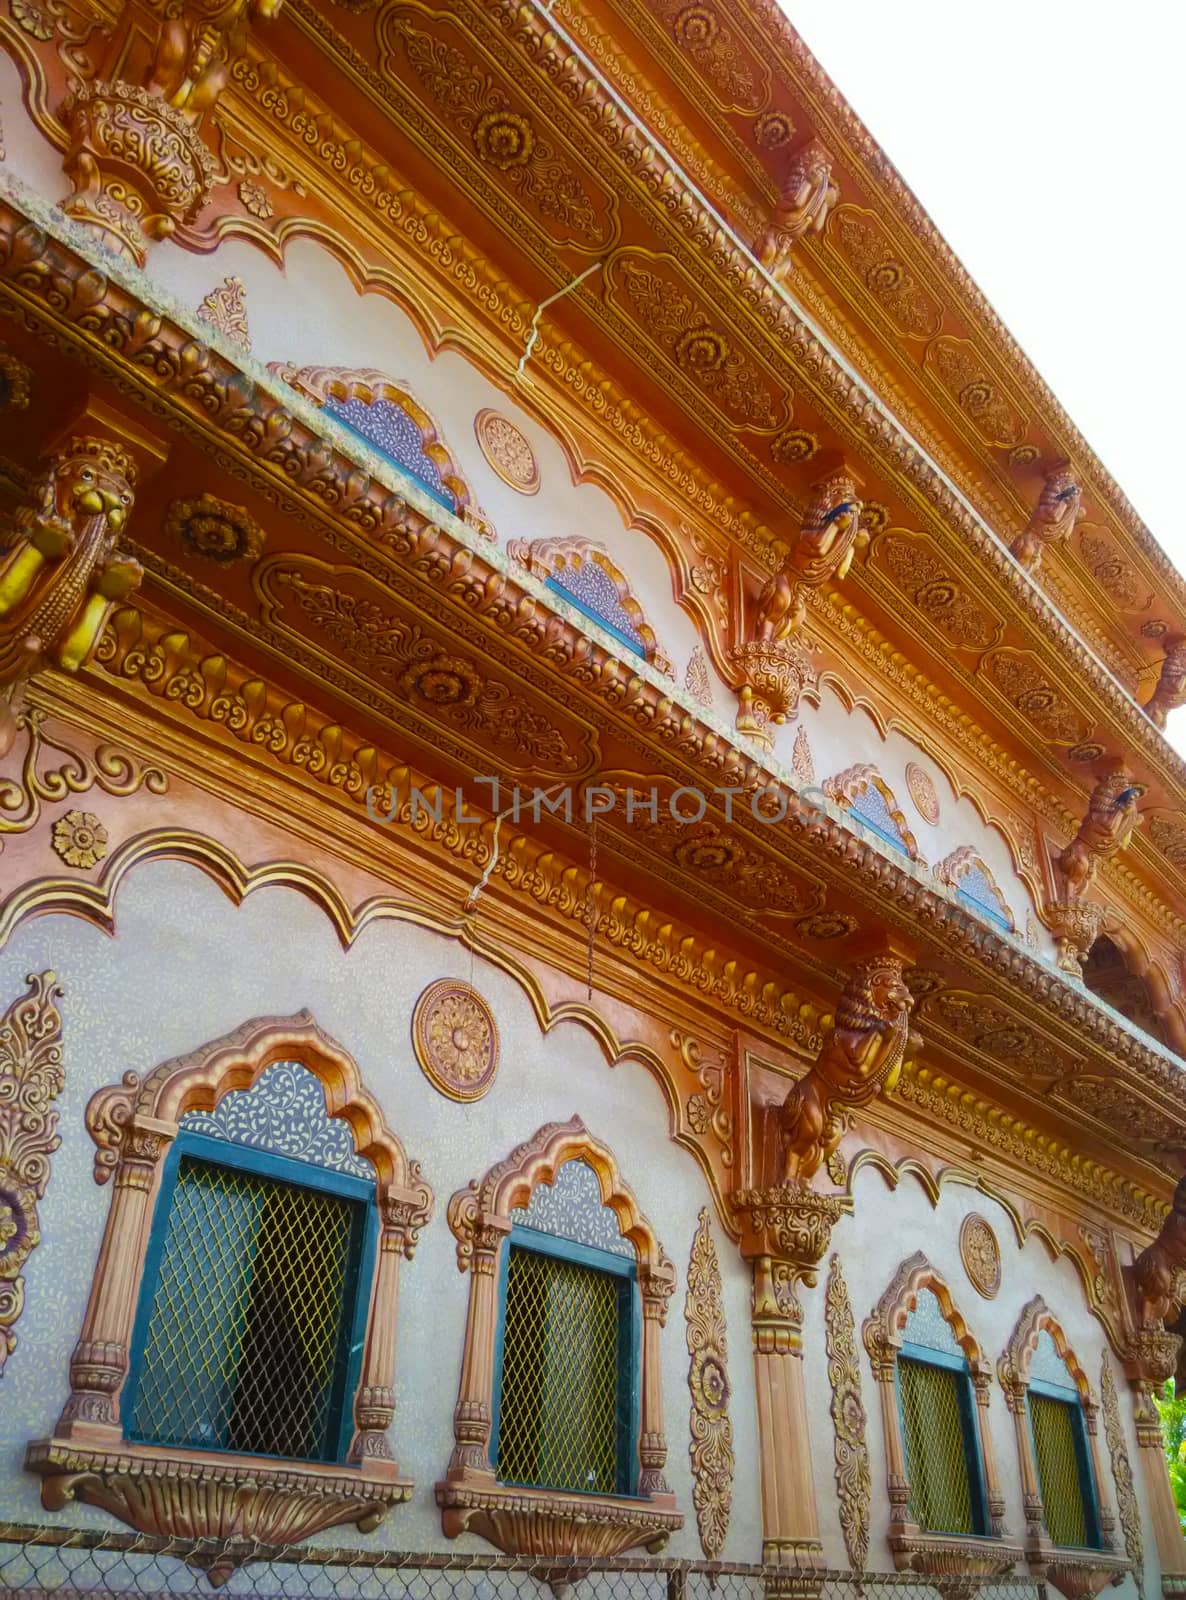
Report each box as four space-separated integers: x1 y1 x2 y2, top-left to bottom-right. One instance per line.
1001 1294 1092 1403
865 1249 986 1371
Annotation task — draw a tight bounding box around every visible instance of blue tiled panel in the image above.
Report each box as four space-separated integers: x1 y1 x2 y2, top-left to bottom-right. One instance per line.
850 781 910 854
510 1157 635 1258
955 863 1013 932
545 561 646 657
323 395 455 512
179 1060 374 1178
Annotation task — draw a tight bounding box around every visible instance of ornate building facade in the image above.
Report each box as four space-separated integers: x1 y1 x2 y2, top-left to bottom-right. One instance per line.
1 5 1185 1600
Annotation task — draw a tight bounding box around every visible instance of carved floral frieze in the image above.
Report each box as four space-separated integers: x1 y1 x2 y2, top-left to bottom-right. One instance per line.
824 1254 869 1571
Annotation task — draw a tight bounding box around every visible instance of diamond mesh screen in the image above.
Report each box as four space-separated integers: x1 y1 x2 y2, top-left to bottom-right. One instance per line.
898 1356 975 1534
1029 1393 1090 1547
130 1156 361 1461
496 1245 623 1494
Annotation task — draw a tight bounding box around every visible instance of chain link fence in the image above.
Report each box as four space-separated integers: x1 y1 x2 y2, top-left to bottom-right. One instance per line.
0 1524 1050 1600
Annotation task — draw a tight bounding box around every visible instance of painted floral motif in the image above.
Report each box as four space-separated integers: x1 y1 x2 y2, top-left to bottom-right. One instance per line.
511 1157 634 1258
179 1060 373 1178
50 810 108 869
412 979 499 1102
684 646 713 706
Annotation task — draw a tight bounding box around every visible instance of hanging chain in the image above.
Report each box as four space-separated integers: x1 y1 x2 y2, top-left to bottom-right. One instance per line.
586 815 598 1002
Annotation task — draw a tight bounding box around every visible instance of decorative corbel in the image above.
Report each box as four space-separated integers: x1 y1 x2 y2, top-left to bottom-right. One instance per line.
1143 635 1186 730
757 138 840 282
59 0 282 263
1045 765 1143 975
727 466 864 749
1010 462 1084 573
0 435 141 756
779 947 917 1186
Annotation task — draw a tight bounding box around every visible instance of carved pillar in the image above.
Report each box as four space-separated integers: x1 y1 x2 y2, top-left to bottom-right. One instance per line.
56 1113 174 1441
639 1265 676 1494
1080 1397 1118 1551
999 1366 1047 1551
866 1334 911 1528
1125 1332 1186 1581
971 1368 1008 1537
734 1186 850 1589
446 1215 511 1481
348 1187 424 1471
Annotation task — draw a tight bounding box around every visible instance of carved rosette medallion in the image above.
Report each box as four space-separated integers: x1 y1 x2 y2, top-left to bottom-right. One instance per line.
474 410 540 494
905 762 940 826
50 810 108 870
825 1255 869 1571
959 1214 1001 1299
0 972 65 1375
412 979 499 1102
685 1208 733 1560
165 493 264 563
60 82 218 266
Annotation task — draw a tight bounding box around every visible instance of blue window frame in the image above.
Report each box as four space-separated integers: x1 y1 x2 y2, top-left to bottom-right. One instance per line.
124 1131 377 1465
1027 1377 1102 1549
490 1222 642 1497
896 1340 990 1536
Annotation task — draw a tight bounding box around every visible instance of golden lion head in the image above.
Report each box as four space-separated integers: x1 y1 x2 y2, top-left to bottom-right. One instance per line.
836 956 913 1031
48 437 137 535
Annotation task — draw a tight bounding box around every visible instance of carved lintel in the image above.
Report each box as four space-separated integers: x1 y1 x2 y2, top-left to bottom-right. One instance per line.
0 972 64 1376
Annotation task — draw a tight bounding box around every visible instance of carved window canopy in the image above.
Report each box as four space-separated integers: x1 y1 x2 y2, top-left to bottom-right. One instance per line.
436 1116 683 1560
998 1297 1130 1598
863 1253 1022 1580
25 1012 433 1571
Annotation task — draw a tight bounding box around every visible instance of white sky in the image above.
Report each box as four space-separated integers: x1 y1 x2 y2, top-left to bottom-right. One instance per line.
783 2 1186 602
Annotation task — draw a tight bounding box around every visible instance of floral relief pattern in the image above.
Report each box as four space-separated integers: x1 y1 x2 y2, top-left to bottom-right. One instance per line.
685 1208 733 1559
165 493 264 563
179 1059 374 1178
49 810 108 869
197 276 251 349
388 15 605 245
825 1254 869 1570
1100 1353 1143 1591
959 1213 1002 1299
0 972 64 1375
828 208 942 339
905 762 939 826
474 410 540 494
411 979 499 1102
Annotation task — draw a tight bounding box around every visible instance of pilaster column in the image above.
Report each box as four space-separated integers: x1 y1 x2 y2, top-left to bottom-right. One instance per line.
1081 1397 1118 1551
735 1185 850 1589
999 1370 1048 1553
446 1215 511 1481
971 1367 1008 1536
639 1264 677 1496
348 1186 424 1471
56 1114 174 1442
1125 1331 1186 1582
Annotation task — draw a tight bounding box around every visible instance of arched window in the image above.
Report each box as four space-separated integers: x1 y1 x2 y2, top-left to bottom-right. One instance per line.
1081 935 1166 1046
270 365 492 534
824 764 923 861
507 537 672 672
935 848 1015 935
439 1116 682 1558
864 1253 1008 1571
999 1297 1122 1567
27 1014 433 1564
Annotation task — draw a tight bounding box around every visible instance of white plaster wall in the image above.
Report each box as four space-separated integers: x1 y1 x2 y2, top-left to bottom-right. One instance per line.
138 233 725 716
801 1164 1153 1592
0 862 760 1561
787 685 1052 959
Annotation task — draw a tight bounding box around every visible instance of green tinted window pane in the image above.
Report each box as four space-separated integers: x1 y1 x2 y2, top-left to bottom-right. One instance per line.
497 1247 622 1493
1030 1393 1091 1547
898 1356 975 1534
131 1157 358 1461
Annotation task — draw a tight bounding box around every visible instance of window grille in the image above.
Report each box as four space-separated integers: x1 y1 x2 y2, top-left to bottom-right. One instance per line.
1029 1391 1096 1548
127 1146 368 1463
897 1355 980 1534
